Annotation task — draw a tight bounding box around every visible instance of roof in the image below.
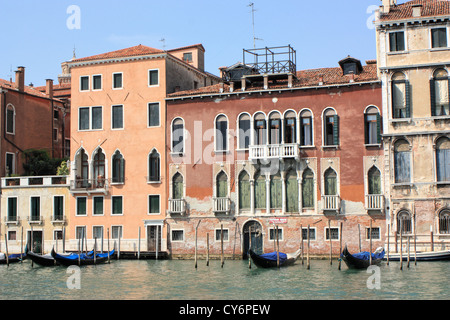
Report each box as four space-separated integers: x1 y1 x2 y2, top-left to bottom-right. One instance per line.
380 0 450 22
167 62 379 98
168 43 205 53
0 78 64 102
34 83 71 99
71 44 165 63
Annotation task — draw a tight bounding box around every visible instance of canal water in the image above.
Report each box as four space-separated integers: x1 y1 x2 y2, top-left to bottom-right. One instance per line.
0 258 449 300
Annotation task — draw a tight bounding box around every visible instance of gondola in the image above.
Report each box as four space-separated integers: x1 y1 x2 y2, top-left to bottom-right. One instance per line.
384 250 450 262
340 245 385 269
249 249 301 268
0 246 28 265
51 248 115 266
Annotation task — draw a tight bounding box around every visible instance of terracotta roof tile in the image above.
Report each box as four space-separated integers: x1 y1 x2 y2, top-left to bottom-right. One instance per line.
380 0 450 21
71 44 164 63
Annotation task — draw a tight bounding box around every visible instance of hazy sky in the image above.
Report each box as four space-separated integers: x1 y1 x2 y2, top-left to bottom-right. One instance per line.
0 0 409 86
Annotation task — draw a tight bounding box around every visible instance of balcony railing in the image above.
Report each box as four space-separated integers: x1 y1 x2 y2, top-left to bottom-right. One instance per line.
4 216 19 225
366 194 385 211
168 199 186 215
51 215 66 225
70 178 109 194
213 197 231 214
249 143 299 161
322 195 340 212
2 176 69 188
28 216 43 225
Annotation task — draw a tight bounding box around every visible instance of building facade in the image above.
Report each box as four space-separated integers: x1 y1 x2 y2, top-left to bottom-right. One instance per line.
375 0 450 251
165 48 385 258
64 44 219 253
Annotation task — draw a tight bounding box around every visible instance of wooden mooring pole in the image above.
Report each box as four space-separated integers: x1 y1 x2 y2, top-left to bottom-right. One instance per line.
4 234 9 267
300 224 304 265
138 227 141 260
21 227 24 262
248 227 252 269
194 226 198 269
358 224 362 253
107 228 110 264
206 233 210 267
407 235 411 269
307 225 311 270
221 224 224 268
338 222 343 270
276 226 280 268
328 220 332 265
369 220 373 266
400 223 403 271
387 224 390 265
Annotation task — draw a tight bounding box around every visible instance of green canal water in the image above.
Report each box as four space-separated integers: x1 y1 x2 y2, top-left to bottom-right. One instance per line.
0 258 449 300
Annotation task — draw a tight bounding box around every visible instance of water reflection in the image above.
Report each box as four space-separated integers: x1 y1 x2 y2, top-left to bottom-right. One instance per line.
0 259 449 300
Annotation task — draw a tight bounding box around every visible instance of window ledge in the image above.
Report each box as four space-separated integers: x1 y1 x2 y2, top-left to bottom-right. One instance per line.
392 183 413 188
214 150 231 155
387 51 409 55
364 143 381 148
322 145 339 150
432 115 450 120
430 47 450 52
170 152 185 157
390 118 412 123
435 181 450 186
300 145 316 149
236 148 249 152
147 181 162 184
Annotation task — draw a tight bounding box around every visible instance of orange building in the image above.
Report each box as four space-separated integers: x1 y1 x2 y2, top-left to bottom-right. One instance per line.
64 44 219 255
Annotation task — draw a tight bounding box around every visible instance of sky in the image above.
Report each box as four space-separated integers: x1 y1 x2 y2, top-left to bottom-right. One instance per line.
0 0 409 86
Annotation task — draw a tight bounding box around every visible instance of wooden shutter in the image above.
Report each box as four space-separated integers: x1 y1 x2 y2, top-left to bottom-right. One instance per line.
333 115 339 146
286 172 299 212
302 170 314 208
405 81 411 118
430 79 436 116
216 172 228 198
270 175 282 209
376 113 382 144
238 173 250 209
254 174 266 209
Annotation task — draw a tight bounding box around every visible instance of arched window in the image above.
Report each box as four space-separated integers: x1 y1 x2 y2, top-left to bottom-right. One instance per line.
439 209 450 234
392 72 410 119
238 113 251 149
300 110 313 146
171 118 184 154
215 114 228 152
368 166 381 195
436 137 450 182
365 106 381 145
284 111 297 144
268 112 282 145
149 149 160 182
238 171 251 210
430 69 449 116
302 168 314 208
216 171 228 198
286 169 298 212
93 148 106 188
397 210 412 234
172 173 183 199
75 148 89 188
323 108 339 146
324 168 337 196
253 113 266 146
6 104 15 135
394 139 411 183
254 170 266 209
112 151 124 183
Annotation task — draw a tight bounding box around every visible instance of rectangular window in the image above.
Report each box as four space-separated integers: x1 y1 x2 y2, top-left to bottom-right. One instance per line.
389 31 405 52
392 81 409 118
113 73 123 89
93 75 102 90
301 228 316 241
366 227 381 240
300 117 312 146
365 114 379 144
53 128 58 141
30 197 40 221
76 197 87 216
6 108 14 134
112 105 124 129
8 231 16 241
269 228 283 241
172 230 184 242
183 52 193 63
148 195 160 214
112 196 123 215
76 226 86 240
53 196 64 221
79 107 90 130
7 197 17 221
395 151 411 183
432 28 447 48
80 76 89 91
325 227 340 240
215 228 229 241
93 226 103 240
6 153 14 176
93 196 104 215
324 115 339 146
149 70 159 86
238 118 251 149
54 230 63 240
148 103 160 127
112 226 123 239
92 106 103 130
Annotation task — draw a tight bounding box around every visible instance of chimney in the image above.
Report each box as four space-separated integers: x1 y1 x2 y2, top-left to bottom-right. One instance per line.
46 79 54 99
288 74 293 88
412 4 422 17
318 74 324 86
382 0 397 14
15 66 25 92
229 81 234 92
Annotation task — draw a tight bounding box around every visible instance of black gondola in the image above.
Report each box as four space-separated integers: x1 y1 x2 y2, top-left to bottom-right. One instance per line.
0 246 27 265
27 251 60 267
340 245 385 269
51 248 115 266
249 249 301 268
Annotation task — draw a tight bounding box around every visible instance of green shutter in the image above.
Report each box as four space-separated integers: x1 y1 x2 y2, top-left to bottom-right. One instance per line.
286 172 299 212
255 173 266 209
119 158 125 183
270 175 282 209
376 113 382 144
430 79 436 116
238 173 250 210
217 172 228 198
405 81 411 118
302 169 314 208
333 115 339 146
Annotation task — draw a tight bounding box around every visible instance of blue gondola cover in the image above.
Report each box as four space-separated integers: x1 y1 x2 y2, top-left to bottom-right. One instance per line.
259 252 288 263
351 251 385 261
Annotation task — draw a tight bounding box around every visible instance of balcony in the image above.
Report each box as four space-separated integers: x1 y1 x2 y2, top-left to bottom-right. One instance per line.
4 216 19 226
213 197 231 214
322 195 340 212
2 176 69 188
51 215 67 225
365 194 385 211
168 199 186 216
70 177 109 195
249 144 299 161
28 216 43 225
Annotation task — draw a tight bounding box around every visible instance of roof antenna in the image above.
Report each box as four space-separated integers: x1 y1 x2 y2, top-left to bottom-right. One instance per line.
72 45 77 60
160 38 166 50
248 2 263 49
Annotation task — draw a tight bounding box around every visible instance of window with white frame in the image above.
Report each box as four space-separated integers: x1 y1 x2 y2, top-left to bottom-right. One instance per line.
53 196 64 221
112 225 123 239
148 103 160 127
171 118 185 154
112 105 124 129
238 113 251 149
80 76 89 91
215 114 228 152
79 106 103 130
92 75 102 90
6 152 15 176
215 228 229 241
6 104 15 135
148 195 160 214
113 72 123 89
93 196 104 215
269 227 283 241
112 196 123 215
149 69 159 86
325 227 339 240
76 197 87 216
93 226 103 240
431 27 448 49
300 110 313 146
389 31 405 52
171 230 184 242
394 139 411 184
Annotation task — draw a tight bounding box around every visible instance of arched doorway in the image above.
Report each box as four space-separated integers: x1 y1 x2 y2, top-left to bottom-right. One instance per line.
243 220 263 259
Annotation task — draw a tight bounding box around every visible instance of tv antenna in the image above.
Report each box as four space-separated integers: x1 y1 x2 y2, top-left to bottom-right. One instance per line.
160 38 166 50
248 2 263 49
